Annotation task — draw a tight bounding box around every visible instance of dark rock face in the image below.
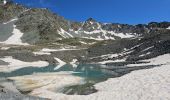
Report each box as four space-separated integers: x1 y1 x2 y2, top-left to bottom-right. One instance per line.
0 60 8 65
16 8 67 44
86 29 170 63
82 18 99 31
0 2 26 23
0 19 14 41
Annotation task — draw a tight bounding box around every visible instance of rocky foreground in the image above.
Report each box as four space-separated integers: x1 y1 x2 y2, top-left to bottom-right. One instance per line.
0 86 46 100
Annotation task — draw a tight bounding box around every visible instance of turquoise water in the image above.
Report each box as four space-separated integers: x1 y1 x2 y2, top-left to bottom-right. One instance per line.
0 64 116 95
0 64 114 81
0 64 155 81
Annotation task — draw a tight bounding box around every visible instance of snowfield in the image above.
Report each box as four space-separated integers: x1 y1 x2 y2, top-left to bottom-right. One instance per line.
93 64 170 100
16 54 169 100
127 54 170 67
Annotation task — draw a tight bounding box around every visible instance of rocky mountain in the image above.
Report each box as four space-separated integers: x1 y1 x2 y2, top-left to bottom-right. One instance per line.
1 2 169 45
0 2 170 64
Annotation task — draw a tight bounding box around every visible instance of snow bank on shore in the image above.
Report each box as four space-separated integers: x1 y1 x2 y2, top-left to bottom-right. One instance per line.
26 54 170 100
0 56 49 72
8 72 84 95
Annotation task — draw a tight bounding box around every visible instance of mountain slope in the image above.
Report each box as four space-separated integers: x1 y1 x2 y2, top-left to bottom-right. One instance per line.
0 2 170 64
0 2 159 45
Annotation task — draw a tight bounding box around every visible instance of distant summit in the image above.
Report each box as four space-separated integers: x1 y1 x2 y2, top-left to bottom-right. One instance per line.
86 18 96 22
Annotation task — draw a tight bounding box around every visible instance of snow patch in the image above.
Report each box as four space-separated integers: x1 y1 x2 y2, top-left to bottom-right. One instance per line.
58 28 73 38
0 56 49 72
8 72 84 94
82 37 104 41
41 48 84 52
107 31 135 38
70 59 78 68
99 59 126 64
91 54 119 59
61 28 73 38
54 57 66 70
0 47 10 50
0 25 29 45
33 48 85 56
33 52 51 55
83 30 102 34
3 18 18 24
167 26 170 30
80 41 87 44
139 52 151 57
141 46 154 52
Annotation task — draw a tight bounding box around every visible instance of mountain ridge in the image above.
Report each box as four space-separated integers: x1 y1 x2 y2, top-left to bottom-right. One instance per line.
0 2 170 65
1 2 170 45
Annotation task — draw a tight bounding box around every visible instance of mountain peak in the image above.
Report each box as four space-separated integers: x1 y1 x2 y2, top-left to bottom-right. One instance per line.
86 18 96 22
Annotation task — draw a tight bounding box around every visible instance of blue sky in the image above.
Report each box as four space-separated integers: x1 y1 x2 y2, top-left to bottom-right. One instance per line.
13 0 170 24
